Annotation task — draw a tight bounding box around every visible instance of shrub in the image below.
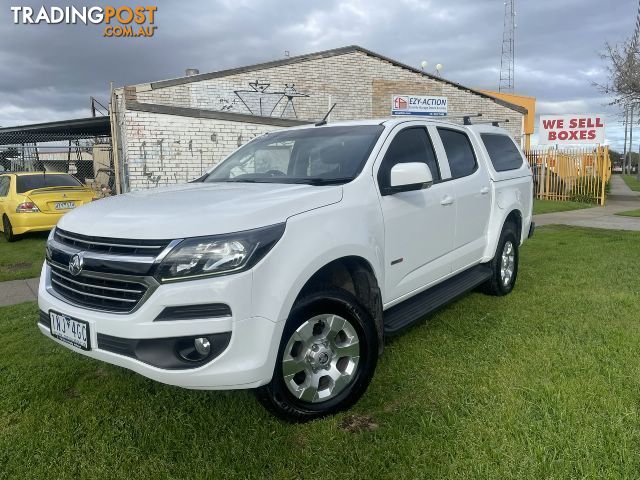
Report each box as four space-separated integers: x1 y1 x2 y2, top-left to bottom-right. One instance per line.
569 177 606 204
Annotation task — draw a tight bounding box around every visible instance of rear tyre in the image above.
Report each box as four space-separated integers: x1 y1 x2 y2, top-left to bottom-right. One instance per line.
2 215 17 242
255 288 378 422
481 224 519 296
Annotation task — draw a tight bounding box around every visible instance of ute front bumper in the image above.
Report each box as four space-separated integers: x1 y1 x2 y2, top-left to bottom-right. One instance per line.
37 263 284 390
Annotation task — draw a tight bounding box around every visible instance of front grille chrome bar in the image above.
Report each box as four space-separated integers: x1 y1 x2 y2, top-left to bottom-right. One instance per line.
50 277 138 303
55 230 166 250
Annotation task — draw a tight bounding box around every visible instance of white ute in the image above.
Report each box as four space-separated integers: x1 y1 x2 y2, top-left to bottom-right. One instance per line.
38 117 534 421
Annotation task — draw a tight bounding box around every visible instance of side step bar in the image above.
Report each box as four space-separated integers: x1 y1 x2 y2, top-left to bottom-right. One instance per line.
383 264 492 335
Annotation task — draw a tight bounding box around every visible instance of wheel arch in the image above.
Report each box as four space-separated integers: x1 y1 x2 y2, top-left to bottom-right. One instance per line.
484 208 523 261
503 209 523 241
293 256 385 354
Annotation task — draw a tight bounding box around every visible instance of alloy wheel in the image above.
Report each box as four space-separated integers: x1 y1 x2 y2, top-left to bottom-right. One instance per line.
281 314 360 403
500 240 515 287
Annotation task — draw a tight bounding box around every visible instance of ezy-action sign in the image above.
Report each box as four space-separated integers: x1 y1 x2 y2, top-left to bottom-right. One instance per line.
539 114 605 145
391 95 448 117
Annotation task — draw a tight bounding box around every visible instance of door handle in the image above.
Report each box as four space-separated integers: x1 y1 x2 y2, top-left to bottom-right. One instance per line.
440 195 455 206
480 186 490 195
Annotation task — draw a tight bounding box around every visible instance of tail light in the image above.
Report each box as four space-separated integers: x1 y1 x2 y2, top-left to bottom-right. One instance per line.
16 202 40 213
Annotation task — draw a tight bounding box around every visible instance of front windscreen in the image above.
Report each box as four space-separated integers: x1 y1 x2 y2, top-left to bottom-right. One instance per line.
204 125 384 185
16 174 82 193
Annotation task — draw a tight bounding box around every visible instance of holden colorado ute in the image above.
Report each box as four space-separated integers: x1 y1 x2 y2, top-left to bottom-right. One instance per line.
38 117 534 422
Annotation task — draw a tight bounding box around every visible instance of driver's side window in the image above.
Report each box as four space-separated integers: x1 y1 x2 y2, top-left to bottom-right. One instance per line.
377 127 441 190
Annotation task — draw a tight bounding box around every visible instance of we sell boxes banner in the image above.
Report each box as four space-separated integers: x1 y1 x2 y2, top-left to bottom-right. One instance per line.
392 95 448 116
538 114 605 145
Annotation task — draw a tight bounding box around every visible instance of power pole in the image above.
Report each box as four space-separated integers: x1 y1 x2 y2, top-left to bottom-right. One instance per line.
499 0 516 93
623 107 629 175
629 105 634 175
634 0 640 179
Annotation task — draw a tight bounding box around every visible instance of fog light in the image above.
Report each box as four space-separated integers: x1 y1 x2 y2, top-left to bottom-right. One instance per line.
194 337 211 356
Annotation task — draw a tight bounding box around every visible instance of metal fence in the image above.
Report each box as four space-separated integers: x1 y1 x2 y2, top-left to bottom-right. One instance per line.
525 146 611 205
0 132 116 197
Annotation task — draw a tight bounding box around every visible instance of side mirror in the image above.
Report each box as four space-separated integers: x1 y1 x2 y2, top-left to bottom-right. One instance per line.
385 162 433 195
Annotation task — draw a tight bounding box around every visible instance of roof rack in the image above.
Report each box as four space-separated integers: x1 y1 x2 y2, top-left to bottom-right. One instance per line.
463 117 510 127
440 113 482 122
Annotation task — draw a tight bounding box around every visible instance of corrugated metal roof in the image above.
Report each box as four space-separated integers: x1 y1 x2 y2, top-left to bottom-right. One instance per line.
0 116 111 145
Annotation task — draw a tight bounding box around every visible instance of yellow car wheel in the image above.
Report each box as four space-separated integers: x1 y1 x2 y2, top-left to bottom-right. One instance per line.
2 215 17 242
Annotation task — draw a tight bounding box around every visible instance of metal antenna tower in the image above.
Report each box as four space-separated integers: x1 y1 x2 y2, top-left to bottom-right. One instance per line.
499 0 515 93
634 0 640 47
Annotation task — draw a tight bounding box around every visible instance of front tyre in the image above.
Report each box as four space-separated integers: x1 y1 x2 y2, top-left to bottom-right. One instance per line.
256 288 378 422
482 224 519 296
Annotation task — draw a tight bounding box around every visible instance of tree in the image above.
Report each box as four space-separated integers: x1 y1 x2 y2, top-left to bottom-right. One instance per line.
600 16 640 179
600 38 640 106
610 149 640 173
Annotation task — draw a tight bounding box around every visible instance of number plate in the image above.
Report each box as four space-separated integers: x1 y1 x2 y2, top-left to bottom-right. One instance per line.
55 201 75 210
49 311 90 350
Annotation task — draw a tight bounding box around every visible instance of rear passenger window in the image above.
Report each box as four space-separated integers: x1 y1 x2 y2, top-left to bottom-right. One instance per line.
378 127 441 189
437 128 477 179
481 134 524 171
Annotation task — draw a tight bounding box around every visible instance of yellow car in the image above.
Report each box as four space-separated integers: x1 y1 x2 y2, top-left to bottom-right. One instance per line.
0 172 98 242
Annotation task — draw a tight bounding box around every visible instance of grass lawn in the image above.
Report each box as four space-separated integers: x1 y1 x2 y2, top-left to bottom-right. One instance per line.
622 174 640 192
2 226 640 479
615 208 640 218
0 232 47 282
533 199 593 215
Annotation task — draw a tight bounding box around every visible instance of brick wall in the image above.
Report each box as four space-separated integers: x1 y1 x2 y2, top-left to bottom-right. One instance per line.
118 107 280 191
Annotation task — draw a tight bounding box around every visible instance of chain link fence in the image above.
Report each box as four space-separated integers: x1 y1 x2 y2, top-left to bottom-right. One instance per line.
0 132 115 197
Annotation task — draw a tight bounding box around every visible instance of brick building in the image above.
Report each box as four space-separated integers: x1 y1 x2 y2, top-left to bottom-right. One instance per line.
110 45 527 192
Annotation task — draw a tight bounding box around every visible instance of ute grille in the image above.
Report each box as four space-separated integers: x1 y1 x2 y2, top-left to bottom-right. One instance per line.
49 262 149 313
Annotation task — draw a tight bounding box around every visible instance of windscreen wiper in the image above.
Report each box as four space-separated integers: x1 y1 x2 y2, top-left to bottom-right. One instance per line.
292 177 353 185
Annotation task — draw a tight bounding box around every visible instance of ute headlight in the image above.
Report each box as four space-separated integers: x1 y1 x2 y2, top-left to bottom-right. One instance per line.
155 223 285 283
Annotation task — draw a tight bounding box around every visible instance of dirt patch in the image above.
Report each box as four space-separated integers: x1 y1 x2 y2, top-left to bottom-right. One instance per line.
64 387 80 399
339 413 379 433
92 368 109 378
6 262 32 271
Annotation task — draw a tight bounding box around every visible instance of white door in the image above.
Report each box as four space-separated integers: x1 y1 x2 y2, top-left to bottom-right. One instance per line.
436 127 492 271
376 125 456 304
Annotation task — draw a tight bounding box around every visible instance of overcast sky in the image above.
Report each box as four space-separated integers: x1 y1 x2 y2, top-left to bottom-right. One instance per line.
0 0 636 149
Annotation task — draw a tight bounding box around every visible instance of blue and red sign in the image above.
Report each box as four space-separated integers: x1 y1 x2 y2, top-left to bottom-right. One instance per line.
391 95 448 117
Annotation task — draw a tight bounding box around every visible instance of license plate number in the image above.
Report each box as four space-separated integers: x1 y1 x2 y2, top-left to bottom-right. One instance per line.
55 201 75 210
50 311 90 350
